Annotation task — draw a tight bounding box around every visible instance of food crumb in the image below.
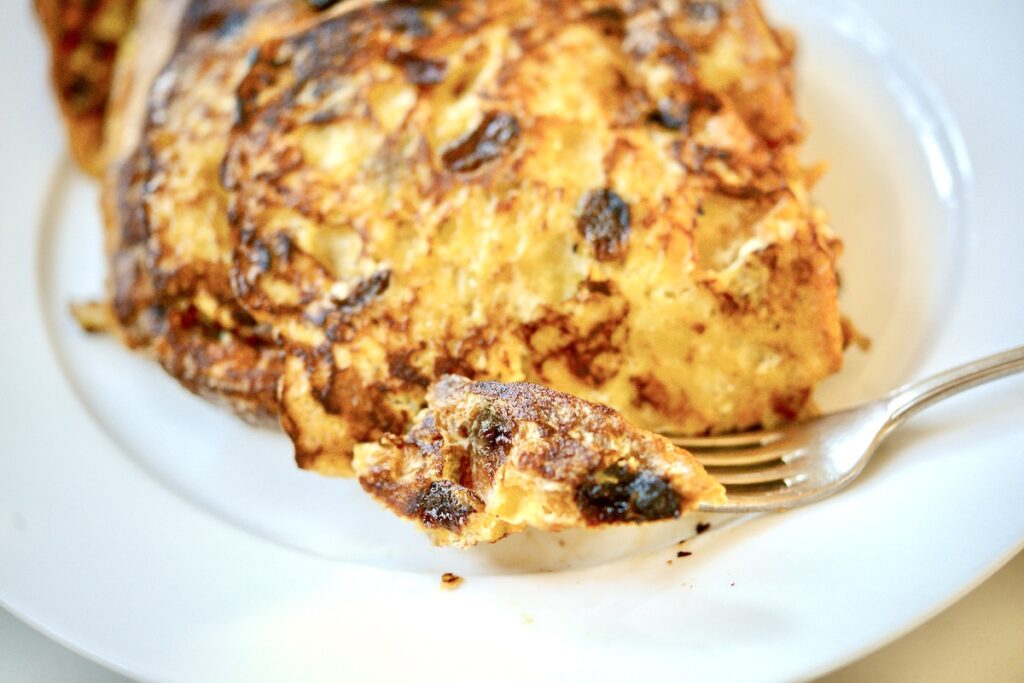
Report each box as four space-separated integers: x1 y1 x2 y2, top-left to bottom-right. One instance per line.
70 301 114 333
677 550 692 558
695 522 711 535
440 572 463 590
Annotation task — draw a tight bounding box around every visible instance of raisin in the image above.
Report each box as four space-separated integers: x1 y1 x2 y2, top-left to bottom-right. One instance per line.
410 481 477 531
577 189 631 262
468 405 514 457
576 464 682 524
648 100 692 132
441 112 520 173
306 0 343 10
395 53 447 85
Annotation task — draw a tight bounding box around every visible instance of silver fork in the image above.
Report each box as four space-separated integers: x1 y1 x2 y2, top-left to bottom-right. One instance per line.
665 346 1024 513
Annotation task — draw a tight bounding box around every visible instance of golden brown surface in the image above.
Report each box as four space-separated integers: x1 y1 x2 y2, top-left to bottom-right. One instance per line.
85 0 844 545
102 0 353 424
355 375 725 546
35 0 138 174
222 0 843 474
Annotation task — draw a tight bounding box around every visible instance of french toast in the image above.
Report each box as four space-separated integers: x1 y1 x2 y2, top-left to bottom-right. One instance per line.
101 0 357 423
67 0 844 546
355 375 725 546
35 0 138 174
222 0 843 473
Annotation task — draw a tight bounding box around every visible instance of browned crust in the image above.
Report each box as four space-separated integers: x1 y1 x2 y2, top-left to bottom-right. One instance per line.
222 0 841 470
100 1 316 425
354 375 725 546
34 0 138 173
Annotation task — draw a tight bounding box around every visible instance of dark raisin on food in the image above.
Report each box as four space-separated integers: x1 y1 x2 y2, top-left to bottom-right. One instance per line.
648 99 692 132
306 0 343 10
576 463 682 524
395 53 448 85
468 404 514 457
441 112 520 173
410 481 476 531
577 189 631 262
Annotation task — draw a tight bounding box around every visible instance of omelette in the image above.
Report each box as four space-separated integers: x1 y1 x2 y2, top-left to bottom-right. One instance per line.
38 0 845 546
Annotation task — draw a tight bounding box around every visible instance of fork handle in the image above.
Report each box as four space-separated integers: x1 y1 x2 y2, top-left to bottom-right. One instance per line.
886 345 1024 425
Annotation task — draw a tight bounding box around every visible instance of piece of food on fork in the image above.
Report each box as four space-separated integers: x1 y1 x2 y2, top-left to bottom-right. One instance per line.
355 375 725 547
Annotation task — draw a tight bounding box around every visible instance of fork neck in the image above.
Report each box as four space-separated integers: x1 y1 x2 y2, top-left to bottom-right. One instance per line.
885 345 1024 425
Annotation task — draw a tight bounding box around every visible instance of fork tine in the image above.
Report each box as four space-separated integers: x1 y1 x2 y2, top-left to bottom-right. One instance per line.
691 444 807 467
666 429 784 450
698 475 838 513
705 458 809 486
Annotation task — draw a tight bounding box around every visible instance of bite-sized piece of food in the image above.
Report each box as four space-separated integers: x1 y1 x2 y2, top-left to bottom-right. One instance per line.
355 376 725 546
35 0 138 174
224 0 842 472
101 0 356 423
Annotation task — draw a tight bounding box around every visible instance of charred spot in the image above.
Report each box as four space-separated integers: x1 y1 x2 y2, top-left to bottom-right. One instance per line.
716 184 766 201
717 292 741 315
792 257 814 284
434 355 477 379
693 322 706 335
409 481 477 531
231 307 259 328
308 107 340 124
692 145 732 170
687 1 722 23
392 52 448 85
334 269 391 315
772 388 811 421
468 404 514 459
648 99 692 132
586 6 626 36
582 279 613 296
696 521 712 534
249 239 272 273
64 75 98 113
577 189 631 262
193 9 247 37
441 112 520 173
387 350 431 388
522 295 629 388
405 412 443 459
386 5 434 37
630 374 671 411
576 464 682 524
273 232 294 263
694 91 723 113
111 250 144 323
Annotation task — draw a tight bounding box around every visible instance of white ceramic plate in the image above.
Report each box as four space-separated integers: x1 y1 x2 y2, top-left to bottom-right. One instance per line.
2 1 1022 680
